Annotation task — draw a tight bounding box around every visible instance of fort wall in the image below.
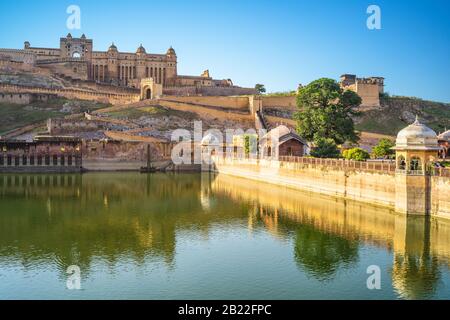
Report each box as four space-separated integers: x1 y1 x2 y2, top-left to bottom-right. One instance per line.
355 82 381 108
37 59 89 80
162 95 250 110
0 92 55 104
261 96 297 111
0 84 140 105
431 176 450 219
163 86 256 97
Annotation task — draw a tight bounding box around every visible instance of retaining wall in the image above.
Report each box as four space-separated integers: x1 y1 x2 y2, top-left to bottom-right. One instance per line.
211 157 397 208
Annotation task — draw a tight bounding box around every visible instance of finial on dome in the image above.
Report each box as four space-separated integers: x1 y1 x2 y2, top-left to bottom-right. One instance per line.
414 114 420 124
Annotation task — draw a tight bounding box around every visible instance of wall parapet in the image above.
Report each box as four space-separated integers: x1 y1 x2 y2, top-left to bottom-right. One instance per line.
220 155 396 174
0 83 140 104
210 155 398 209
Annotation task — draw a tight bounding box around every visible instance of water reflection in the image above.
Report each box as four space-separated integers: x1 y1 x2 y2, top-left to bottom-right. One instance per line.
0 173 449 299
206 173 450 299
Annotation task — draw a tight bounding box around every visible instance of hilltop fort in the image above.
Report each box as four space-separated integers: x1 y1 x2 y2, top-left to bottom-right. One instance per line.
0 33 256 97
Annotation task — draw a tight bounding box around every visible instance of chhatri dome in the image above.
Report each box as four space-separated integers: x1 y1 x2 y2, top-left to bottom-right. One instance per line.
136 44 146 54
438 129 450 141
108 42 118 52
394 116 441 150
166 46 176 56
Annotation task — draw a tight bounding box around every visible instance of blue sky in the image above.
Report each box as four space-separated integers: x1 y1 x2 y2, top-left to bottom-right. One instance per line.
0 0 449 102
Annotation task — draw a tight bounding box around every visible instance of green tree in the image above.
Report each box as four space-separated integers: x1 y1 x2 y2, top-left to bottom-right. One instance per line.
243 134 257 156
255 84 266 94
372 138 395 159
342 148 370 161
310 137 340 158
294 78 361 145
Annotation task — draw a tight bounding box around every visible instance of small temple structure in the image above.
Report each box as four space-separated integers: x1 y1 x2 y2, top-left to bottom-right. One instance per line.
394 116 442 215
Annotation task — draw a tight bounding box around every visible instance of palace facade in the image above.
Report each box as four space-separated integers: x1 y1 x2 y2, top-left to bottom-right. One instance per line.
0 34 249 93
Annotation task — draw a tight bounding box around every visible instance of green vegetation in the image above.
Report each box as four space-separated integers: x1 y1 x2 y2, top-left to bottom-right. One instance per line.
371 138 395 159
310 137 340 158
295 78 361 145
243 134 258 155
254 84 266 94
356 96 450 135
265 91 296 97
343 148 370 161
0 98 110 135
0 103 61 135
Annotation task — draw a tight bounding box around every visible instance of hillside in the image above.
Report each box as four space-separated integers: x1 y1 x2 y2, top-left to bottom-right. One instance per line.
355 96 450 136
0 98 110 136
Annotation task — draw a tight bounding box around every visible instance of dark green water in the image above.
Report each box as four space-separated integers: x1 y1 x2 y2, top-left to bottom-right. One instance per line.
0 173 449 300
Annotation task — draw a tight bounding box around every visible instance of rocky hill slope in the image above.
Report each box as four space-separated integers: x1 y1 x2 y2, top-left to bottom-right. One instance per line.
355 96 450 136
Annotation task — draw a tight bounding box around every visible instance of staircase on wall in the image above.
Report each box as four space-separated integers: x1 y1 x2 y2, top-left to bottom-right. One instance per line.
255 110 270 131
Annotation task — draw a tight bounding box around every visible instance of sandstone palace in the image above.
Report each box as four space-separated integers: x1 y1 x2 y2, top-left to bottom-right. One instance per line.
0 33 256 96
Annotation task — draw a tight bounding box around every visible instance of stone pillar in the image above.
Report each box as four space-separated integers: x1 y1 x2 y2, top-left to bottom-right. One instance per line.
395 173 430 215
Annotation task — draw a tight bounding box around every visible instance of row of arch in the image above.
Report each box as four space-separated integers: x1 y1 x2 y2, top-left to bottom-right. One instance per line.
145 67 166 84
90 65 167 84
397 155 423 171
0 155 81 167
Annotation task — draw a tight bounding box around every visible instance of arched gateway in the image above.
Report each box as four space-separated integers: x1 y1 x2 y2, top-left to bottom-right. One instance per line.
140 78 162 100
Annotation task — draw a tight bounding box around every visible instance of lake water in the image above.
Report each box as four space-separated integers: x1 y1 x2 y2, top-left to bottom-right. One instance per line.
0 172 449 300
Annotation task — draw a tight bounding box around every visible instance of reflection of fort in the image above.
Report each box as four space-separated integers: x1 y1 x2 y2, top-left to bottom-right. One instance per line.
0 173 249 273
0 173 449 299
207 173 450 298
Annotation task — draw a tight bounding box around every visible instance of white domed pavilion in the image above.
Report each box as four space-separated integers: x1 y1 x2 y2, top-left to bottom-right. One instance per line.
393 116 441 172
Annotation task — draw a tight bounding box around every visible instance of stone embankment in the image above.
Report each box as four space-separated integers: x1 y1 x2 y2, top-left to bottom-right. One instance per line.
210 156 450 219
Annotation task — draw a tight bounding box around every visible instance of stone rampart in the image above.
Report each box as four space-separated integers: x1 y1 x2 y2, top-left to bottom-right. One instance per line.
0 84 139 105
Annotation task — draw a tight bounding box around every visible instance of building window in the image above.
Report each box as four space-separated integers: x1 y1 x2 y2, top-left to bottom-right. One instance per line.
53 155 58 166
45 155 50 166
410 157 422 171
68 155 73 166
397 155 406 170
30 156 35 166
37 155 43 165
15 156 20 166
0 155 3 166
22 155 27 166
60 155 65 166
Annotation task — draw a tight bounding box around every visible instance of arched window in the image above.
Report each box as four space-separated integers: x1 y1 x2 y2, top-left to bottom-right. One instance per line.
267 146 272 157
72 52 81 58
397 155 406 170
410 157 422 171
